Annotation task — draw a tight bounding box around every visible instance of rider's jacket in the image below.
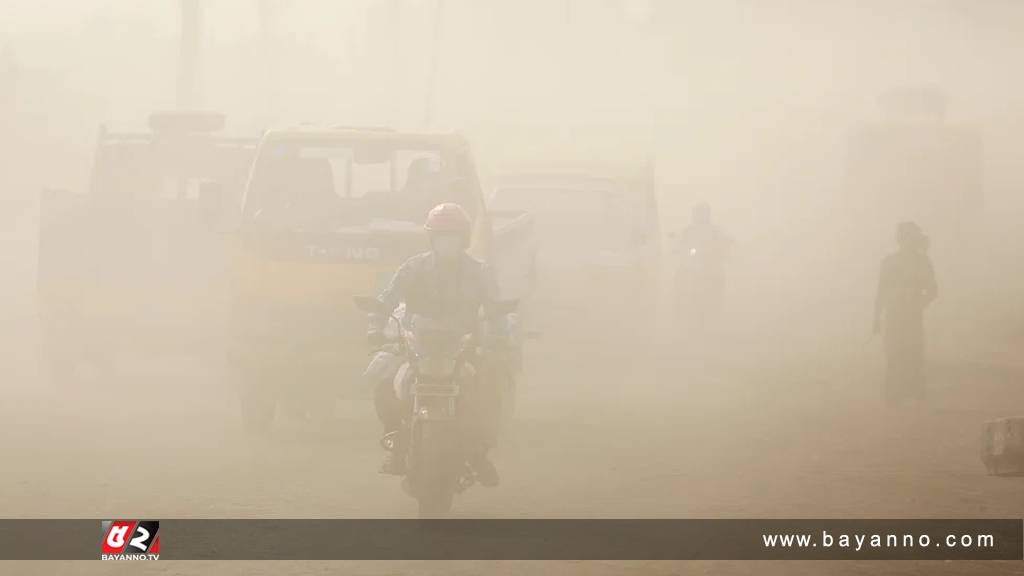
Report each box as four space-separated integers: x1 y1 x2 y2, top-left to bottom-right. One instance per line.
369 251 502 336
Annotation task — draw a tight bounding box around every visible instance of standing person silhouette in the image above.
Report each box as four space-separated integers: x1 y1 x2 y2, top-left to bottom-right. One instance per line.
874 221 938 406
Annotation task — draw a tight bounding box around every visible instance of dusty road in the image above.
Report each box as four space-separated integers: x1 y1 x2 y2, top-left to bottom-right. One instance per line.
2 283 1023 575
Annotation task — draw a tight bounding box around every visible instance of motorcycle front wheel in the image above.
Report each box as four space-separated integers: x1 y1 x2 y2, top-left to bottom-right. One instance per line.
410 420 460 518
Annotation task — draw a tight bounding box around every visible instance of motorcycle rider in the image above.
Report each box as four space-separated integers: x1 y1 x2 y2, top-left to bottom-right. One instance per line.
673 202 731 324
394 157 446 223
873 221 937 406
364 202 503 486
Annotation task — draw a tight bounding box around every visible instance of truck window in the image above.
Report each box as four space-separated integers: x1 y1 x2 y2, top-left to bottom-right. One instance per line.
245 140 465 229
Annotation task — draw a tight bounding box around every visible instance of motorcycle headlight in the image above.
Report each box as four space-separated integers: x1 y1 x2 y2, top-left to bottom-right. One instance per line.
413 393 458 420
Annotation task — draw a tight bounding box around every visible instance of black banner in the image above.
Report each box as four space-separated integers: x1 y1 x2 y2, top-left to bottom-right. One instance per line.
0 519 1020 560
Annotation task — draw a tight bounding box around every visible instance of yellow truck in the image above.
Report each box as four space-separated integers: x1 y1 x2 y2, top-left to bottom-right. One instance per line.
37 111 257 385
228 127 534 431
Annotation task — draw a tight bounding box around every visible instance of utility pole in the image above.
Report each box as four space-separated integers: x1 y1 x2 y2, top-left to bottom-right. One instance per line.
258 0 279 124
176 0 203 109
422 0 444 127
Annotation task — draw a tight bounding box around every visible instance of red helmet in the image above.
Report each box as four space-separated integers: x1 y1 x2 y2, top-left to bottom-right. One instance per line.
424 202 471 234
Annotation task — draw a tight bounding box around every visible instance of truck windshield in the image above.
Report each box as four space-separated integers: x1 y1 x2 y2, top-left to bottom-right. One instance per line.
245 140 470 231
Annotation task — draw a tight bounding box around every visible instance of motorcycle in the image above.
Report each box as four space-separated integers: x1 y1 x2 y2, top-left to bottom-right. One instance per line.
673 243 726 330
354 296 518 517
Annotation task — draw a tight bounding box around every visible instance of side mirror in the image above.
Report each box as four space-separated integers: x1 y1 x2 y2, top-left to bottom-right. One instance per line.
353 296 388 315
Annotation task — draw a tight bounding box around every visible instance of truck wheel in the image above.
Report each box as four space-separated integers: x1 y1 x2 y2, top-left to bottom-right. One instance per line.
279 384 333 426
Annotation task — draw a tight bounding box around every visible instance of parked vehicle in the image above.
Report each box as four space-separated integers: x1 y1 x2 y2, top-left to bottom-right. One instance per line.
490 170 659 339
36 111 256 385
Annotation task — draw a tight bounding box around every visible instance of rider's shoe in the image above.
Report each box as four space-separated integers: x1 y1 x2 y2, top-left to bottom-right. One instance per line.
379 451 406 475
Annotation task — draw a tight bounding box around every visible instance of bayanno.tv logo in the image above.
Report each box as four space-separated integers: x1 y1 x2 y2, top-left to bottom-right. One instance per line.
101 520 160 560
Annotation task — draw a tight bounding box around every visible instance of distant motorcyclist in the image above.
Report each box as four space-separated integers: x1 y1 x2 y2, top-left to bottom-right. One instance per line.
364 202 503 485
673 202 731 325
873 221 937 406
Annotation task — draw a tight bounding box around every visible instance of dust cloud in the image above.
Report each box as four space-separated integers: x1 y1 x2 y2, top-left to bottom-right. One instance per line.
2 1 1024 574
